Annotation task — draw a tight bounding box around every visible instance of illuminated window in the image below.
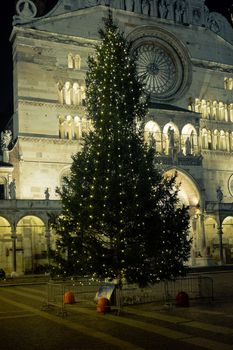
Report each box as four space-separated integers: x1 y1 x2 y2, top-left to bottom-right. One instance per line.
74 54 81 69
67 53 81 69
68 53 74 68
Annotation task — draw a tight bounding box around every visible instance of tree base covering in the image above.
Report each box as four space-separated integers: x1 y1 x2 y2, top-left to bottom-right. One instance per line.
50 12 191 287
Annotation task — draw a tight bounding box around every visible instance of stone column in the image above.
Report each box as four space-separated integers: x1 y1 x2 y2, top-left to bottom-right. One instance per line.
150 0 158 17
11 222 17 273
217 203 224 265
45 225 51 266
199 213 206 255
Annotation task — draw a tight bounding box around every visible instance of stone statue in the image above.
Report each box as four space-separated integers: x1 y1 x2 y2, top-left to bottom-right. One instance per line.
159 0 168 19
134 0 142 13
142 0 150 15
185 137 191 155
168 126 175 148
1 130 12 151
44 188 50 200
216 186 223 202
175 0 186 23
125 0 134 11
9 180 16 199
150 0 158 17
168 126 175 157
148 132 156 150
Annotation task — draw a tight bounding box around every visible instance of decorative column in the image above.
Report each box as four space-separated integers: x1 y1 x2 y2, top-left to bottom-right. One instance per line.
216 186 224 265
199 213 206 255
11 222 17 273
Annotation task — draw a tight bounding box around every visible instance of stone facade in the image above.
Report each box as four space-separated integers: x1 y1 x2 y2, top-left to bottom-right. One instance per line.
0 0 233 275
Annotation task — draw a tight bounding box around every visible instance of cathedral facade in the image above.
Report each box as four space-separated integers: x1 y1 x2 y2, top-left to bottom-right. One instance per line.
0 0 233 275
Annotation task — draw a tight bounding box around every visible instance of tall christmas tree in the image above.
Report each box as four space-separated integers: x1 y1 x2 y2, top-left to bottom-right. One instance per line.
51 14 191 286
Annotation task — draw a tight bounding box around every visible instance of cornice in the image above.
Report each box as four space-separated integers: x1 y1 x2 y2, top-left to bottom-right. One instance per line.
192 59 233 73
17 98 86 114
201 150 233 157
10 25 98 48
200 119 233 131
18 135 83 146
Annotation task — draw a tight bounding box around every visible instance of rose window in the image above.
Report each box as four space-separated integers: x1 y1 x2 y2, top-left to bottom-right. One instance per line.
135 44 176 96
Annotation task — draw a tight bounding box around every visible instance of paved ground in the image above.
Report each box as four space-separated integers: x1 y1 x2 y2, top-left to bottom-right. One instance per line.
0 282 232 350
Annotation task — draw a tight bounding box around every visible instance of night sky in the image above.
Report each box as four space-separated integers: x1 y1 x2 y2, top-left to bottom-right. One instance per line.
0 0 232 132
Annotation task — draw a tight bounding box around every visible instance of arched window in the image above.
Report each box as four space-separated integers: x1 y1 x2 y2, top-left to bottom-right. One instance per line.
58 115 65 139
219 102 225 121
60 168 71 191
230 104 233 122
225 104 229 122
64 82 72 105
219 130 226 150
194 98 201 113
73 82 80 105
230 132 233 152
226 131 230 152
65 115 73 140
57 82 64 104
224 77 228 89
212 101 218 120
207 130 212 149
201 128 208 149
74 54 81 69
68 53 74 68
206 101 211 119
80 86 86 105
200 99 207 118
213 129 218 150
228 78 233 90
74 116 82 139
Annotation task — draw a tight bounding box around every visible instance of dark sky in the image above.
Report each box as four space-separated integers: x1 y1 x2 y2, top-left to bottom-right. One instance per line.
0 0 232 132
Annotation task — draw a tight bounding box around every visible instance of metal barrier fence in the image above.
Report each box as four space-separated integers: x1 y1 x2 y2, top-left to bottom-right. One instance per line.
44 278 104 315
43 275 213 315
117 276 213 306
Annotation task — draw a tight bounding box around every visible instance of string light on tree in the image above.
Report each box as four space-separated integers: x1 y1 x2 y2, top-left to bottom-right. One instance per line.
50 12 191 287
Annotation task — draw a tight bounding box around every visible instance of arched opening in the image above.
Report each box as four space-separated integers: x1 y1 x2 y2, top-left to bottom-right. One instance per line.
68 53 74 69
181 124 198 155
163 122 179 156
164 169 201 265
222 216 233 263
58 115 65 139
0 217 12 275
144 120 161 153
65 115 74 140
74 54 81 69
0 177 7 199
201 128 208 149
73 82 80 105
219 102 225 121
219 130 226 151
17 216 47 274
204 217 218 262
74 115 82 139
213 129 219 150
64 81 72 105
59 167 71 189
